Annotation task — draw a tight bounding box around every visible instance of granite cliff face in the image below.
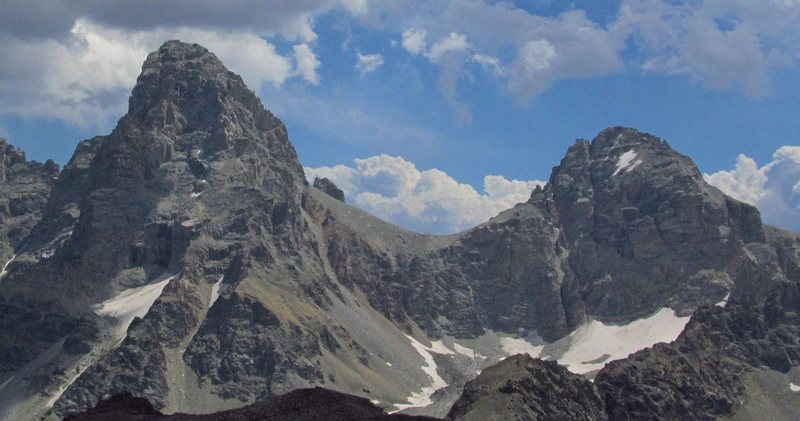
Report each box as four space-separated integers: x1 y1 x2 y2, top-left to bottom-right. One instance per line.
0 139 59 265
444 251 800 421
0 41 798 420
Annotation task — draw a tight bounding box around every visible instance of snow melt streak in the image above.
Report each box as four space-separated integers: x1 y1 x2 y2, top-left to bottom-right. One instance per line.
0 255 16 282
208 275 224 309
558 308 690 374
94 274 176 335
393 335 452 412
46 365 89 408
612 150 643 177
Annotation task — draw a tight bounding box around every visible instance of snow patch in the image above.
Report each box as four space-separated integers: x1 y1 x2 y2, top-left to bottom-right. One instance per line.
453 343 477 358
576 197 590 203
94 273 176 338
208 275 224 309
612 150 644 177
428 340 455 355
181 218 199 227
0 254 16 282
790 383 800 392
716 292 731 308
190 191 203 198
557 307 690 374
500 337 544 358
392 335 450 412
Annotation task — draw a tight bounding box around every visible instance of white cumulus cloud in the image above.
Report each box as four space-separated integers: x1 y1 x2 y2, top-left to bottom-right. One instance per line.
0 1 356 127
293 43 321 85
306 155 544 234
355 52 384 76
0 19 314 128
705 146 800 232
0 20 149 126
401 28 428 54
426 32 471 62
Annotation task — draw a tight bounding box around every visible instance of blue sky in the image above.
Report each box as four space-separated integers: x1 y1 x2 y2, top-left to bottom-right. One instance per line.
1 0 799 233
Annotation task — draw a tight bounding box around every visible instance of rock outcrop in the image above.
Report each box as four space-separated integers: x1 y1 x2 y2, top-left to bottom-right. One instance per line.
0 138 59 263
313 177 345 202
448 227 800 420
446 354 606 421
594 261 800 420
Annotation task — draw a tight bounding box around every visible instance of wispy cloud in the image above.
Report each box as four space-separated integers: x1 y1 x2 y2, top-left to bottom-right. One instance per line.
1 0 799 128
355 52 384 76
266 87 442 153
366 0 800 113
293 43 322 85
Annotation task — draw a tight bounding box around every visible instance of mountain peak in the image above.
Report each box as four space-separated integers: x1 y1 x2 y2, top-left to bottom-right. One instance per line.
126 40 280 145
590 126 661 150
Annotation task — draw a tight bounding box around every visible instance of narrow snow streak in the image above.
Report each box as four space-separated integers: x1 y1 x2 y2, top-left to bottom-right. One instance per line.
558 308 690 374
94 273 177 338
208 275 224 309
716 292 731 308
0 254 16 283
46 365 89 408
0 374 15 393
790 383 800 392
612 150 643 177
392 335 451 412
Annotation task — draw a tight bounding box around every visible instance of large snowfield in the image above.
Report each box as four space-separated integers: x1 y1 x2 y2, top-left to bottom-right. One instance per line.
393 306 690 412
555 308 690 374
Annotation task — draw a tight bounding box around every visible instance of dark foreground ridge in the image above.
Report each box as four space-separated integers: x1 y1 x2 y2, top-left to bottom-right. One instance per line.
66 388 437 421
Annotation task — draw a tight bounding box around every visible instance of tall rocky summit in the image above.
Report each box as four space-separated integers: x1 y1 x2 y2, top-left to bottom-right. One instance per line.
0 41 798 420
0 139 59 262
